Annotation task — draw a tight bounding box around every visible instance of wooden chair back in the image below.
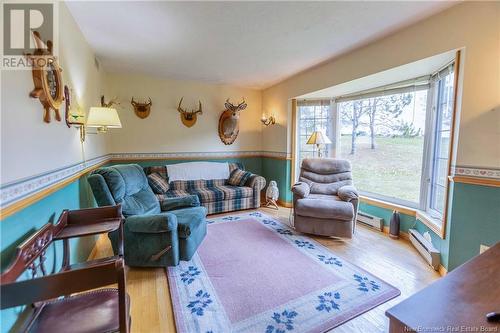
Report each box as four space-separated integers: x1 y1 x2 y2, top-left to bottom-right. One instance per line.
1 223 53 283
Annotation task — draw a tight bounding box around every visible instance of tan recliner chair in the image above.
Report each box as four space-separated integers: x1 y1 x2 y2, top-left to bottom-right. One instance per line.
292 158 359 238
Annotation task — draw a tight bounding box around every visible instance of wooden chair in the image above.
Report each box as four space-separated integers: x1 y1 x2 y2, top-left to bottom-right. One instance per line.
0 206 130 333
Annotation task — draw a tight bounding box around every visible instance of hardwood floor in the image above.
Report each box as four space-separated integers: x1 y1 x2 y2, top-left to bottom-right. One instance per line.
92 207 440 333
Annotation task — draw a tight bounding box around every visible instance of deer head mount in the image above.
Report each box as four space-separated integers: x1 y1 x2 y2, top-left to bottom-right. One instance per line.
131 97 152 119
177 97 202 127
101 95 120 108
218 98 247 145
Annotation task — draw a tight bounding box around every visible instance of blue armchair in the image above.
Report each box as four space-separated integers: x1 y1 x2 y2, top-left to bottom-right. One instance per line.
88 164 207 267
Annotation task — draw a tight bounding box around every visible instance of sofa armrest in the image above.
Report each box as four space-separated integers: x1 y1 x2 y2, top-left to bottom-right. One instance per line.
246 174 266 191
125 213 178 233
292 182 310 198
337 185 359 202
160 195 200 211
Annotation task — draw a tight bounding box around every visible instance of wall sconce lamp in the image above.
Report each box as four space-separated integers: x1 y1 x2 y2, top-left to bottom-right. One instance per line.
260 114 276 126
80 107 122 142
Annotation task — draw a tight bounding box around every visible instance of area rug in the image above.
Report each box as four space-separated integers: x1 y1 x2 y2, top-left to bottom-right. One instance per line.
167 211 400 333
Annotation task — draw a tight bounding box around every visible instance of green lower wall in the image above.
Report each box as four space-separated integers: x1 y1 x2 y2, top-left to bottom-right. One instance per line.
447 183 500 270
0 175 98 332
358 202 449 268
261 157 292 202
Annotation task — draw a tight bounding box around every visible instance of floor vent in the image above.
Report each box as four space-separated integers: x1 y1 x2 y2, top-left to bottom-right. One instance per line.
357 212 383 231
409 229 440 270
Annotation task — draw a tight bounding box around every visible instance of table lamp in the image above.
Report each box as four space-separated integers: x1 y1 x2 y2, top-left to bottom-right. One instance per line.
306 131 332 158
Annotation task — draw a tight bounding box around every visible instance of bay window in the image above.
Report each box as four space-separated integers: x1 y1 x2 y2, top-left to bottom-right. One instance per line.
295 61 457 229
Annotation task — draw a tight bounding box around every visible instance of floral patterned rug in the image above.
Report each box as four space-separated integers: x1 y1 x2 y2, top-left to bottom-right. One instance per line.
167 211 400 333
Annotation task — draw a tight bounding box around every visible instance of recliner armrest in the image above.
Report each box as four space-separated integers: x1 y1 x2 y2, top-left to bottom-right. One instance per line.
292 182 310 198
160 195 200 211
246 174 266 191
337 185 359 202
125 213 178 233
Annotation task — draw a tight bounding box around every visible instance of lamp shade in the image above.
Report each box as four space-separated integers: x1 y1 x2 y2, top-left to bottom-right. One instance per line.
306 131 332 145
86 107 122 128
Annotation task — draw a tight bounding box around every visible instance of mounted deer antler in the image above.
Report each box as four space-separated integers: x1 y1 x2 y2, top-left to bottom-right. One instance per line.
101 95 120 108
224 98 247 112
177 97 202 127
131 97 152 119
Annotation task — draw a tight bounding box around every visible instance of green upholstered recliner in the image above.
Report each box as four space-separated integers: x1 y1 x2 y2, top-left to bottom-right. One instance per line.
88 164 207 267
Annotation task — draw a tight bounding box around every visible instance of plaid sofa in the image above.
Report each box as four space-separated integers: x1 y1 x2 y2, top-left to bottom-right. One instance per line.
143 163 266 215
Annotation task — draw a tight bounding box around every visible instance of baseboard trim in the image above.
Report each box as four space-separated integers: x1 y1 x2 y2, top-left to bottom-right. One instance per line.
380 226 447 276
277 199 293 208
382 226 410 240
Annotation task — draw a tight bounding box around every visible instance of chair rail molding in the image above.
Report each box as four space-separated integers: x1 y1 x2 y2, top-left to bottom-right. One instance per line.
1 155 111 210
452 165 500 179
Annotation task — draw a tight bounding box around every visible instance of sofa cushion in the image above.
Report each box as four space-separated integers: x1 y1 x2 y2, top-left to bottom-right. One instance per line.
307 194 343 201
147 172 170 194
215 185 253 200
171 179 226 190
164 189 191 198
228 169 252 186
295 197 354 220
188 187 225 203
169 206 207 239
143 165 168 179
160 195 200 211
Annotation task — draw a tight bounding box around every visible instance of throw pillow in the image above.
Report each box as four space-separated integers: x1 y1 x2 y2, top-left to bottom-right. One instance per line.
228 168 252 187
147 172 170 194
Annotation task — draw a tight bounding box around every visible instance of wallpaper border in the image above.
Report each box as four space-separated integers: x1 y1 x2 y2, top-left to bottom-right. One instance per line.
1 153 497 218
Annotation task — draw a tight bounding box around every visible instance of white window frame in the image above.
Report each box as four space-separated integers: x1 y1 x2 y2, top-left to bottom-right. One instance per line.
422 64 455 220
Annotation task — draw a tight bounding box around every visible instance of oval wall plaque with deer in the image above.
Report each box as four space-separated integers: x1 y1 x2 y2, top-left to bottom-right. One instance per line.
218 98 247 145
177 97 202 127
131 97 152 119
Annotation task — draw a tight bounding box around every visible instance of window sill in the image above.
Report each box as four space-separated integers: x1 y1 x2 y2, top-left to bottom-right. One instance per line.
359 195 445 239
359 195 417 217
415 210 444 239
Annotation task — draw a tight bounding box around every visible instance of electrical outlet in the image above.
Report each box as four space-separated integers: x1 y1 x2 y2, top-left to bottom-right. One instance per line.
479 244 490 254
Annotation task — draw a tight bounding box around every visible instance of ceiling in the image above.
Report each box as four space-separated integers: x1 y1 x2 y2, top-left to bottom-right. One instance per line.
298 50 456 99
66 1 455 89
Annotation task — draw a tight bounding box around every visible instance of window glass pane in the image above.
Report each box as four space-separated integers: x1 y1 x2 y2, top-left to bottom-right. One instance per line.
429 68 454 216
339 90 427 204
436 158 448 187
438 132 450 159
297 100 333 168
430 185 446 214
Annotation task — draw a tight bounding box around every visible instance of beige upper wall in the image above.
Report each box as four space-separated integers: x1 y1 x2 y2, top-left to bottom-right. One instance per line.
0 3 106 184
262 2 500 169
104 73 262 154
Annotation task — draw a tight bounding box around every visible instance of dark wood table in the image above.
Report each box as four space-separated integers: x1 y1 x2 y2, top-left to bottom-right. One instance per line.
386 242 500 332
53 205 123 270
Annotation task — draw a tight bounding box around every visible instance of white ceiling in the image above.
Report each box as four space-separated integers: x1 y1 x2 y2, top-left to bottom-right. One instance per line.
298 50 457 99
66 1 455 89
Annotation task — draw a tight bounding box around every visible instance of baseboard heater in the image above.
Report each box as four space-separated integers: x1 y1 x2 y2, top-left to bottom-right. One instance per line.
357 212 383 231
409 229 440 270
